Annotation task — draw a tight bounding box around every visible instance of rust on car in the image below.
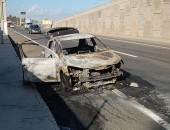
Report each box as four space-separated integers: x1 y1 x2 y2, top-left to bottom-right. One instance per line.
47 33 124 89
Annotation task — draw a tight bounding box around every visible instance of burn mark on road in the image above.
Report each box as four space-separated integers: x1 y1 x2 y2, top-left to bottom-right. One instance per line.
115 71 170 121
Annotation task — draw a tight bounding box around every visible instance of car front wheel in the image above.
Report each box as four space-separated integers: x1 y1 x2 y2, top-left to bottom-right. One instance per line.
60 73 72 91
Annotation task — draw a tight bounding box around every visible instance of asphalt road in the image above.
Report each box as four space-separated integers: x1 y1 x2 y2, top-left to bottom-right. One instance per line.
8 27 170 129
11 26 170 109
99 37 170 109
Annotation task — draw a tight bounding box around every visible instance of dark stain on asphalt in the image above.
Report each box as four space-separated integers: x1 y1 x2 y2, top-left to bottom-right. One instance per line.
115 71 170 122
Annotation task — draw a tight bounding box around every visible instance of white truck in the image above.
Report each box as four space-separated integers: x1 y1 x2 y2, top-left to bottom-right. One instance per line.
24 19 32 30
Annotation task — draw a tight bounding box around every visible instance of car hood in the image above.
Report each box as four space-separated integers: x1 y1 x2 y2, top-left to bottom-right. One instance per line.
63 50 122 69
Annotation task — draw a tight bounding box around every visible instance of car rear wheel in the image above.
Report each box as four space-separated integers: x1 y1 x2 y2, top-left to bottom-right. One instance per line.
60 73 72 91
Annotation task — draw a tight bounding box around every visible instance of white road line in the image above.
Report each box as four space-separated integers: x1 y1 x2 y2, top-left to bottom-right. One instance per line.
100 37 170 50
112 50 138 58
10 29 39 44
113 89 170 130
130 100 170 130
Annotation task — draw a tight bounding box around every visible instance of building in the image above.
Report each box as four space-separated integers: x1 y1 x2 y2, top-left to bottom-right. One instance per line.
42 19 53 25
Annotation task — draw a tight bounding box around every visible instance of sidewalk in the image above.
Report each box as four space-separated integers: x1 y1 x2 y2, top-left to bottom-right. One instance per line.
0 34 59 130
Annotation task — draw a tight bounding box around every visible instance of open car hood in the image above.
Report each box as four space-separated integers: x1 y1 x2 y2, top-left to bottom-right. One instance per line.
63 50 122 69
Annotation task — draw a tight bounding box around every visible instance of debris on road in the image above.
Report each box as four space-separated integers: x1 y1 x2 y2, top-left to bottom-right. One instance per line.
73 87 81 91
130 82 139 88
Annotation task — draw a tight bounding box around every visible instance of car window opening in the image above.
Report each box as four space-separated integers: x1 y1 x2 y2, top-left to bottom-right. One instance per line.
60 38 107 55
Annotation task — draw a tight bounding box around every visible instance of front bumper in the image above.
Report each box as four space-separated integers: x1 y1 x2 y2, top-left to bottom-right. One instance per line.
32 30 41 33
79 70 123 82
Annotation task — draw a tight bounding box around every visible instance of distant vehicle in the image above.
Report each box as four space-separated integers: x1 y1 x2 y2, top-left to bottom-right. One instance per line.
25 22 32 30
46 27 79 38
28 24 41 34
7 21 12 27
10 24 15 28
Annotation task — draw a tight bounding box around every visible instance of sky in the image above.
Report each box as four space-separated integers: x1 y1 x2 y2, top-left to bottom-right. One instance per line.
6 0 111 21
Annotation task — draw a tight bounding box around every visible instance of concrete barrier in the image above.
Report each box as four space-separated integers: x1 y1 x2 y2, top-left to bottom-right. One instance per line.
53 0 170 41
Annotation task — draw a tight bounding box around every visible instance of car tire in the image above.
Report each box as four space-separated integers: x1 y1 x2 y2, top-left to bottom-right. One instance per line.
60 73 72 91
117 71 124 81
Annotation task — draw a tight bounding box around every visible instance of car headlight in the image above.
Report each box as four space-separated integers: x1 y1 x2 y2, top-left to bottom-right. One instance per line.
68 66 83 77
114 60 124 70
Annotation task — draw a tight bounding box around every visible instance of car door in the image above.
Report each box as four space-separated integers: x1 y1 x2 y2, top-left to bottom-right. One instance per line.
19 42 60 83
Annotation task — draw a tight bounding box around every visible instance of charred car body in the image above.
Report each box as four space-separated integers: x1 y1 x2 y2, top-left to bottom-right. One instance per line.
47 33 124 89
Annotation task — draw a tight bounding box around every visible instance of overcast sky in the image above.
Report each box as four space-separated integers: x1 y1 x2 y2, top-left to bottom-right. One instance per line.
7 0 111 21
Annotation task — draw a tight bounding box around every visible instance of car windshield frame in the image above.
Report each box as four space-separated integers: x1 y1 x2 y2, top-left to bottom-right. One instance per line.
58 36 107 55
31 25 40 28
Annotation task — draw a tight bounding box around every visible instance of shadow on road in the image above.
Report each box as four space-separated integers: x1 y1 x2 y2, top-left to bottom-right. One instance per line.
37 84 87 130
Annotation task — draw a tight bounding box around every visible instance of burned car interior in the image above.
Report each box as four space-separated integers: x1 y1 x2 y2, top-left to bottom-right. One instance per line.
59 36 107 55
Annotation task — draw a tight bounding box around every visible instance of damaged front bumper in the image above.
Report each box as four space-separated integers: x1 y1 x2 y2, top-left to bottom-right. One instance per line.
79 69 123 88
79 70 123 82
68 64 123 88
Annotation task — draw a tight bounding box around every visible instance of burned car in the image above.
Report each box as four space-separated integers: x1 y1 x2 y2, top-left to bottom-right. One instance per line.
47 33 124 89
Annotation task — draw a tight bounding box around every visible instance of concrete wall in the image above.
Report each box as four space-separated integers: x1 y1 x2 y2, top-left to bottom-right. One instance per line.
53 0 170 40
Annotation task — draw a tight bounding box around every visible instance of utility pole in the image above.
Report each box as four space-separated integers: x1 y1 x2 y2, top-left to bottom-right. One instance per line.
0 0 8 35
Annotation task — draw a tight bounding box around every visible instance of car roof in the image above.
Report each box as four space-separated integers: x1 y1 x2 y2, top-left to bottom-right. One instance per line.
55 33 95 41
